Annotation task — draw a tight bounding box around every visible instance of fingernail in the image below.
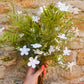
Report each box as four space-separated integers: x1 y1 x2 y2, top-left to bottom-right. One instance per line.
41 65 44 70
45 64 48 68
43 70 46 76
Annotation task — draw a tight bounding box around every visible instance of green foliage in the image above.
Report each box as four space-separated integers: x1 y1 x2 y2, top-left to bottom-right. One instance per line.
0 5 75 68
1 57 14 62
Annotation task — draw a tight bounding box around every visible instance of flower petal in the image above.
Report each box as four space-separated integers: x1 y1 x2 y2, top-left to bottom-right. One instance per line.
23 45 26 49
27 48 30 51
19 48 23 51
21 52 24 56
35 60 40 64
29 57 33 61
25 52 29 55
32 63 36 68
27 62 31 66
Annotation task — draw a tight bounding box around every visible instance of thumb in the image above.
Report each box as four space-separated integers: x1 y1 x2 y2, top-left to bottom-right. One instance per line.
34 68 43 77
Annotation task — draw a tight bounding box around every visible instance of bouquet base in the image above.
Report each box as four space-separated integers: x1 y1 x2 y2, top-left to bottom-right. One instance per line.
38 75 44 84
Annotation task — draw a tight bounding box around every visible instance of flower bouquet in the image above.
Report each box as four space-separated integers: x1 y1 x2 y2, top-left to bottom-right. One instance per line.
0 4 77 84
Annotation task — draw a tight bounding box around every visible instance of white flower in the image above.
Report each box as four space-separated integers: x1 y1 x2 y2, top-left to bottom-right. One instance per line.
19 45 30 56
44 52 49 56
73 7 81 14
40 6 46 13
31 43 42 48
16 47 20 50
27 56 40 68
57 2 69 11
58 55 62 61
57 2 81 13
72 27 75 30
67 5 81 14
55 27 59 31
49 46 55 54
72 27 79 36
58 61 66 68
56 46 60 51
68 5 74 13
67 62 76 72
59 5 69 12
32 16 40 23
0 27 5 32
30 28 35 32
19 33 24 38
17 11 22 14
58 34 67 39
63 47 71 56
75 27 79 36
67 62 76 68
33 49 43 55
57 2 65 7
58 61 63 65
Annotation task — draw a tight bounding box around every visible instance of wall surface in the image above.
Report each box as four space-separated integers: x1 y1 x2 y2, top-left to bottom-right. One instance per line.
0 0 84 84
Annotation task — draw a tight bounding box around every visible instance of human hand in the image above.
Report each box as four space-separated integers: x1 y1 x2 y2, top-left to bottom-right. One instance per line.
23 67 43 84
23 65 48 84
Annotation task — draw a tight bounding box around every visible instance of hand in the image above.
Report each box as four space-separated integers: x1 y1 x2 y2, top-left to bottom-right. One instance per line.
23 64 48 84
23 67 43 84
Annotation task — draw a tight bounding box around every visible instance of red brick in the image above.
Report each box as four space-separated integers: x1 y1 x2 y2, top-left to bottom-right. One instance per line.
77 51 84 65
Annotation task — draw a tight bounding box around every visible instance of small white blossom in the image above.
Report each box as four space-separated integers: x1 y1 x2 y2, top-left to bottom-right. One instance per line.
33 49 43 55
58 61 63 65
16 47 20 50
58 34 67 39
59 5 69 12
75 27 79 36
58 55 62 61
27 56 40 68
31 43 42 48
17 11 22 14
55 27 59 31
0 27 5 32
57 2 69 11
56 46 60 51
63 47 71 56
67 5 81 14
58 61 66 68
32 16 40 23
30 28 35 32
72 27 79 36
67 62 76 72
57 2 65 7
19 33 24 38
40 6 46 13
49 46 55 54
73 8 81 14
58 57 61 61
72 27 75 30
19 45 30 56
57 2 81 14
44 52 49 56
68 5 74 13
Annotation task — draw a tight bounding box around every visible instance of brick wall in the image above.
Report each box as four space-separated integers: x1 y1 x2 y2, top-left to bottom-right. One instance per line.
0 0 84 84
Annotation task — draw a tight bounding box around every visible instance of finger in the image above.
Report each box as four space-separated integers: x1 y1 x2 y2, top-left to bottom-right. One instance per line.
34 68 43 77
41 65 45 70
45 64 48 68
43 69 46 77
35 78 38 84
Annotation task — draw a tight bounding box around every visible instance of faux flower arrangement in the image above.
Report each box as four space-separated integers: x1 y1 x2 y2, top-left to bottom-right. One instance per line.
0 4 78 71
